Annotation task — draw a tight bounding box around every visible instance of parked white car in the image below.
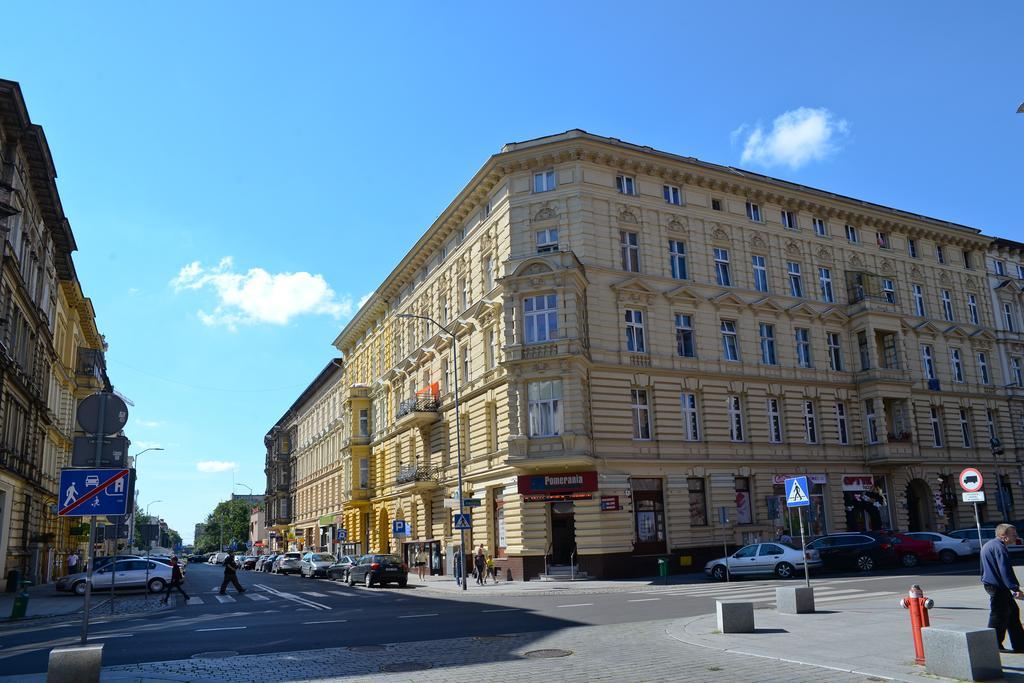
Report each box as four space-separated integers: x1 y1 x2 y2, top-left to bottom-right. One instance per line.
704 542 821 580
902 532 974 563
947 527 1024 555
207 551 229 564
56 559 172 595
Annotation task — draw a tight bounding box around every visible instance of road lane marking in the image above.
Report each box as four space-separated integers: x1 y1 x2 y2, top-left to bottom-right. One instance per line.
90 633 133 638
556 603 593 608
301 592 328 597
254 583 330 611
187 597 205 605
214 595 236 603
814 591 893 603
481 608 519 613
244 594 269 601
397 613 439 618
328 591 352 597
302 619 348 624
195 626 247 632
627 598 660 602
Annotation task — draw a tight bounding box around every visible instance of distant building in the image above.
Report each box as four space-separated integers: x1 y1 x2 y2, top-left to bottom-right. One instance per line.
230 494 263 507
193 523 207 546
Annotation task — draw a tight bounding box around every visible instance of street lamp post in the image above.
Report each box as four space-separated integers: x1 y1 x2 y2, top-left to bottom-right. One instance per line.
128 447 165 551
143 500 162 598
397 313 468 591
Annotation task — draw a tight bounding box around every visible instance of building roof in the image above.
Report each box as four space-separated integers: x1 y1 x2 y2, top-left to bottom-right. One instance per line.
264 358 343 439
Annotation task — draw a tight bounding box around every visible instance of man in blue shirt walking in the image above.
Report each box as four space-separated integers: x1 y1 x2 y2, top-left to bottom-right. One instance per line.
981 523 1024 652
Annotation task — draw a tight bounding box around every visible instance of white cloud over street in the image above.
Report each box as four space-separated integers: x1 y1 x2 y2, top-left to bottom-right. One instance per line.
196 460 238 473
733 107 849 169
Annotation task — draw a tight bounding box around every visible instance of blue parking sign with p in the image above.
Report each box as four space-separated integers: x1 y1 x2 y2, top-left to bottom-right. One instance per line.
784 476 810 508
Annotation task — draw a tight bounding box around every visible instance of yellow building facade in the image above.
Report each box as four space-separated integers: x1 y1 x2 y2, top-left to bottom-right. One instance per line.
298 130 1023 579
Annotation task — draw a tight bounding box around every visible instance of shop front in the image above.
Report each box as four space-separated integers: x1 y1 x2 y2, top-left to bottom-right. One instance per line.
518 471 598 567
842 474 892 531
318 514 339 553
401 539 443 575
769 474 828 537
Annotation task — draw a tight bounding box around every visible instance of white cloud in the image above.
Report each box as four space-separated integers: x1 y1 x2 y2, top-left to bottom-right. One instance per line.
735 107 849 169
196 460 238 473
136 419 161 428
171 257 353 330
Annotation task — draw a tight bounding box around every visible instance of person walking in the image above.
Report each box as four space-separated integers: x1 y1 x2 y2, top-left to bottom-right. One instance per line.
412 548 426 581
219 553 246 595
485 554 496 583
67 551 79 575
474 546 486 586
160 556 190 605
981 523 1024 652
453 550 463 587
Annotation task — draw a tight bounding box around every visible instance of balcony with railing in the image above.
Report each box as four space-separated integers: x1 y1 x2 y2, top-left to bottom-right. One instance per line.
76 348 105 385
846 272 898 314
394 397 441 429
395 463 441 492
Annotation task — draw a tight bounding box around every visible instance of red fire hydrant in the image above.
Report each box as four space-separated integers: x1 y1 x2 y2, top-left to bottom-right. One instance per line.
900 584 935 664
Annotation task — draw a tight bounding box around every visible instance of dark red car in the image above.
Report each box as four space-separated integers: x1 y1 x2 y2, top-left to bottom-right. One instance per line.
863 531 938 567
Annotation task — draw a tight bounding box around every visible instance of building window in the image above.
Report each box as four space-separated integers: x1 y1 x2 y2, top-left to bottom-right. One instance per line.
442 358 451 395
746 201 762 222
963 250 973 269
711 198 722 211
528 380 563 437
524 294 557 343
631 389 652 440
1004 303 1016 332
803 401 818 443
759 322 777 365
936 244 945 264
669 240 687 280
876 232 891 249
858 331 870 370
727 395 744 441
951 348 965 383
882 279 895 304
865 399 879 444
459 277 469 311
827 332 843 371
441 295 450 324
534 170 556 193
787 262 803 297
818 267 834 303
536 228 559 253
795 328 812 368
781 210 797 230
675 314 695 358
714 248 731 286
625 309 646 353
1018 264 1024 280
486 328 498 369
968 294 979 325
620 231 640 272
752 255 769 292
688 478 708 526
359 409 369 437
483 257 494 292
836 402 849 445
616 174 636 195
987 409 998 442
959 408 973 447
941 290 954 322
1013 357 1023 387
461 344 471 382
735 477 753 524
913 284 925 317
978 352 990 384
813 217 827 236
845 225 858 243
908 238 918 258
767 398 783 443
721 320 740 361
359 459 369 489
663 184 682 205
930 406 943 447
921 344 936 380
994 259 1006 276
681 393 700 441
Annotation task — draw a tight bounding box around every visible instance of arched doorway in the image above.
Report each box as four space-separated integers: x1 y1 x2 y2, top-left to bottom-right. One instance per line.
906 479 934 532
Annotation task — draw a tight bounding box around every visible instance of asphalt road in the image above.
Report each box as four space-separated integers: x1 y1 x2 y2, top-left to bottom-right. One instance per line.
0 560 992 676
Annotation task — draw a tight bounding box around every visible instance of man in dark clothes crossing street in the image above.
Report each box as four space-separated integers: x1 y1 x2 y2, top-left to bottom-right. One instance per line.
981 523 1024 652
220 552 246 595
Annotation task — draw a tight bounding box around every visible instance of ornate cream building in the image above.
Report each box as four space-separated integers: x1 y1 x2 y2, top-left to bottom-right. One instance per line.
278 130 1022 579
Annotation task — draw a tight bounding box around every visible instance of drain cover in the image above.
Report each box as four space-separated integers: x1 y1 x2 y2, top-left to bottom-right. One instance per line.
523 649 572 659
380 662 433 673
191 651 239 659
346 644 387 652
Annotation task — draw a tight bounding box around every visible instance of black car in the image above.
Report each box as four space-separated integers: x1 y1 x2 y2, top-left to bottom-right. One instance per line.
805 533 899 572
242 556 258 570
260 554 278 572
346 554 408 588
327 555 359 582
188 553 208 564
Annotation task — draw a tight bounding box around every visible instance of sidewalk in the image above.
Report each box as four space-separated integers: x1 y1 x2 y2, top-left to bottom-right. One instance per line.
402 571 703 596
668 584 1024 681
0 583 169 625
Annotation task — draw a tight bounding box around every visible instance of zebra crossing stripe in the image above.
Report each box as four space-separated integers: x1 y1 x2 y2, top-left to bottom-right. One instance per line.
245 594 269 601
328 591 352 597
301 592 328 597
814 591 893 603
187 597 205 605
214 595 236 603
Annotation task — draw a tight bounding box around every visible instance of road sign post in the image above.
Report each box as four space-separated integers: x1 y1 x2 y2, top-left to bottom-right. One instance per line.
959 467 985 556
719 506 730 582
784 476 812 588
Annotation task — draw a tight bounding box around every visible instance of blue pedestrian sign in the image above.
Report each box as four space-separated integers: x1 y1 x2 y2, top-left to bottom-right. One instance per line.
784 476 811 508
58 469 130 517
453 513 471 530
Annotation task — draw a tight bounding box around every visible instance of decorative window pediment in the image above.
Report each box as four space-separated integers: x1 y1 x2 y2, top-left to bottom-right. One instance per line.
710 291 749 309
611 276 656 305
786 302 818 319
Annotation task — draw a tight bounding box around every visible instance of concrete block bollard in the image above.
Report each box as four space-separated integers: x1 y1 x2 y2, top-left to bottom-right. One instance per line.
716 600 754 633
921 626 1001 681
47 643 103 683
776 586 815 614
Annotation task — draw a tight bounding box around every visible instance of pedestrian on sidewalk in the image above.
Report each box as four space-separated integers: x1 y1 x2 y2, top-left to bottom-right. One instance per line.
485 554 496 583
454 550 463 587
160 556 190 605
413 548 426 581
219 553 246 595
981 523 1024 652
474 546 486 585
67 551 79 575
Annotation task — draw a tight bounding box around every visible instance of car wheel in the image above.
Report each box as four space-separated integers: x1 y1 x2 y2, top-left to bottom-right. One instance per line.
939 549 957 564
365 572 374 588
148 578 166 593
901 553 919 568
398 578 407 588
856 554 875 572
711 564 728 581
347 572 355 587
774 562 795 579
73 581 88 596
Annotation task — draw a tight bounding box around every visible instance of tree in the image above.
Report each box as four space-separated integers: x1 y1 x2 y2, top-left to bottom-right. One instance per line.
197 499 252 553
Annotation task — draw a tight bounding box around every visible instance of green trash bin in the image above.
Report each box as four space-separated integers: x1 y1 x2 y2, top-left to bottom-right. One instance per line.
10 579 31 619
657 557 669 583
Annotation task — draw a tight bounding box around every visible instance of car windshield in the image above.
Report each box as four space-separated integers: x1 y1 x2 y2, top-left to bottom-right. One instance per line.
311 554 333 561
284 553 301 559
375 555 403 564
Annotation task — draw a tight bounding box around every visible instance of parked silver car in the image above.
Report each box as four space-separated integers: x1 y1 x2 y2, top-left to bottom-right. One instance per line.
300 552 335 578
56 559 172 595
704 542 821 580
273 551 303 574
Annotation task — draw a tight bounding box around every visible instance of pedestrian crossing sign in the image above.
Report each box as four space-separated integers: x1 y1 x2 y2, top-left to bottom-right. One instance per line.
453 513 471 530
784 476 810 508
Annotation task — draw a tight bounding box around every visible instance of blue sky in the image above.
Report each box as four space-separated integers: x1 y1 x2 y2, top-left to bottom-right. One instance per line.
4 3 1022 543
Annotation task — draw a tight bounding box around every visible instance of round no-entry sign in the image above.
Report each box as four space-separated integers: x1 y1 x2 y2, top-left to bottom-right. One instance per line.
959 467 984 493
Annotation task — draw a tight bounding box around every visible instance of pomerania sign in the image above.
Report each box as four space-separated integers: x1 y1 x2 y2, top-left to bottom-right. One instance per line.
518 472 598 495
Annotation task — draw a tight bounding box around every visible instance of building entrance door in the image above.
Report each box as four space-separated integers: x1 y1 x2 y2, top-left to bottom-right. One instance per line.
550 502 576 565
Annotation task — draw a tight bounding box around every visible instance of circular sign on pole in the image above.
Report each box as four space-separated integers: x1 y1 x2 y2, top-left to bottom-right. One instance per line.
959 467 984 493
76 393 129 435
